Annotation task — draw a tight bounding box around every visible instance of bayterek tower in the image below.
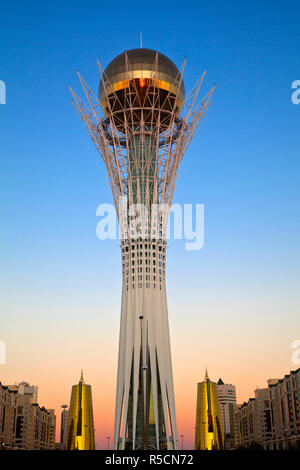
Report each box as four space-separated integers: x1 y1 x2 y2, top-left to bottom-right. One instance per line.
70 47 214 450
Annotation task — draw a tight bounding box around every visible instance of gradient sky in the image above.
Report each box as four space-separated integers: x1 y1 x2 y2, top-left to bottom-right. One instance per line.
1 1 300 449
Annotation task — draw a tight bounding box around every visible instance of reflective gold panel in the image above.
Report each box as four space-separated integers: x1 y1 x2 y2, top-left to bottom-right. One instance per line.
194 372 224 450
65 371 95 450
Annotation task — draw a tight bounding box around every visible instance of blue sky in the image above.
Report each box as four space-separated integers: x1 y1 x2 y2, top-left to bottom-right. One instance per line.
1 0 300 423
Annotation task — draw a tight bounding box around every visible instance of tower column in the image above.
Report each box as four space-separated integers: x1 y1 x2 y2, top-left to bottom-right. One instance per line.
70 47 214 451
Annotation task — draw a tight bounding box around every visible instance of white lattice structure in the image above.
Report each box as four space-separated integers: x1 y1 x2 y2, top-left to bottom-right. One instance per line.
70 48 214 450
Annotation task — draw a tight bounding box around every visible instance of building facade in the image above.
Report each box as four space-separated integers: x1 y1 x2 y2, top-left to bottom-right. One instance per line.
0 384 17 448
194 371 224 450
8 381 38 404
0 382 56 450
71 47 214 450
234 368 300 450
65 372 95 450
60 405 69 449
216 378 236 449
235 388 272 449
268 369 300 449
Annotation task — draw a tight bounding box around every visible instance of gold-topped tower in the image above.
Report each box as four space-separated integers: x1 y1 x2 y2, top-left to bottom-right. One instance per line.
65 371 95 450
194 370 224 450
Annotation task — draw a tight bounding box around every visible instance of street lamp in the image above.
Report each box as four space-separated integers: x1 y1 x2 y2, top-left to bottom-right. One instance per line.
139 315 149 450
107 436 111 450
283 428 289 450
60 404 68 449
92 429 96 450
180 434 184 450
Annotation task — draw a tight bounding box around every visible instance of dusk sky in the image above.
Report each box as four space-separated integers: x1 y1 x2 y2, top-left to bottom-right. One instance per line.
1 1 300 449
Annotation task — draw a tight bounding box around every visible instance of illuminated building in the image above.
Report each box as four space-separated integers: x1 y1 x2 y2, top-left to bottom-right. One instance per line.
8 381 38 403
194 370 224 450
70 47 214 449
234 368 300 450
65 371 95 450
267 369 300 449
216 378 236 449
0 381 55 450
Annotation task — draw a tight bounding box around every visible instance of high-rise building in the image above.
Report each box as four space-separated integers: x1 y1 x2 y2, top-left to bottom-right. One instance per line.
0 383 17 448
234 369 300 450
194 370 224 450
70 47 214 450
60 404 69 449
235 388 272 449
8 381 38 403
216 378 236 449
268 369 300 449
65 371 95 450
0 381 56 450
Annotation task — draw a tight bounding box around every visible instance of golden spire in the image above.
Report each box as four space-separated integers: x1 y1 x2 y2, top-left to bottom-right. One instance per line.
80 369 84 383
204 367 209 381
